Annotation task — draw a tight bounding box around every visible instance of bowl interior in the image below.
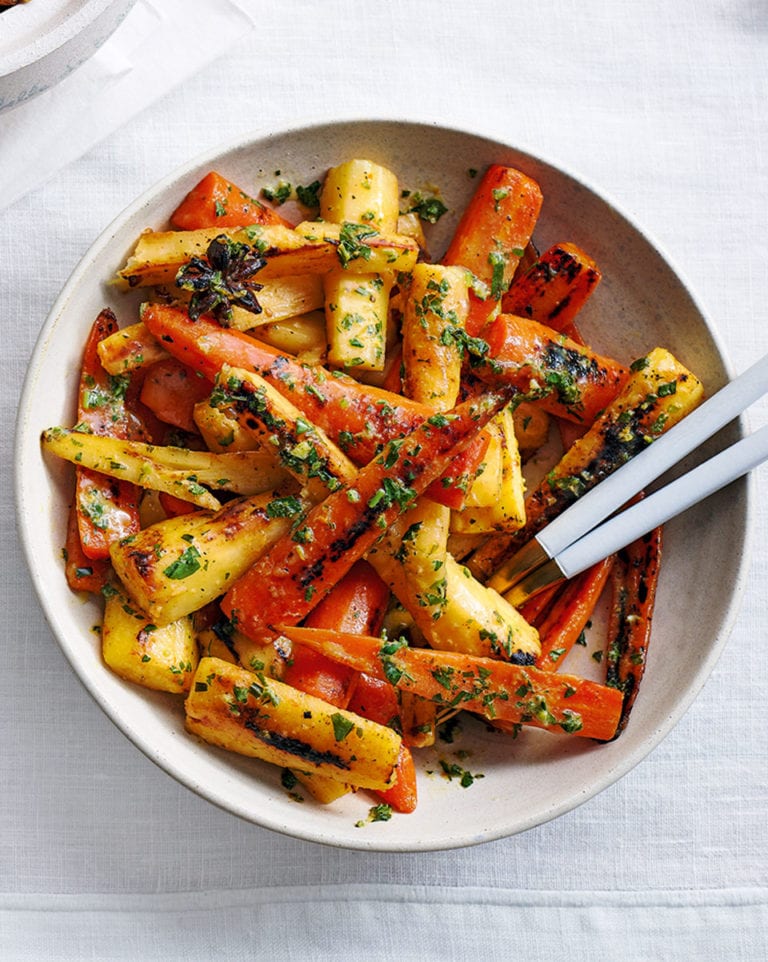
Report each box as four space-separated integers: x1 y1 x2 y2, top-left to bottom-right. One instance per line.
16 120 749 850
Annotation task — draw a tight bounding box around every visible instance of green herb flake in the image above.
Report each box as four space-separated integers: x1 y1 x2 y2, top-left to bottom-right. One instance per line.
162 545 202 580
331 713 355 742
262 181 292 205
337 222 378 267
355 802 393 827
656 380 678 397
296 180 321 208
266 495 304 518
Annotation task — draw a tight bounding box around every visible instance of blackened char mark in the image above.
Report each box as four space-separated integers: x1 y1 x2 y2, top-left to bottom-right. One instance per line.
244 719 350 771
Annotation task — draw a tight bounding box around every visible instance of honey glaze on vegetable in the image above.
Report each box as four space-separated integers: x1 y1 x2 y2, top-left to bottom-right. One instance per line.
41 157 706 819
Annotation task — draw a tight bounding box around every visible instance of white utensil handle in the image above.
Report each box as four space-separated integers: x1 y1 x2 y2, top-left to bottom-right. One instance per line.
556 423 768 578
538 351 768 559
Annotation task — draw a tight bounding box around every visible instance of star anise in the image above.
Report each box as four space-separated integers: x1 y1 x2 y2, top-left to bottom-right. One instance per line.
175 234 266 324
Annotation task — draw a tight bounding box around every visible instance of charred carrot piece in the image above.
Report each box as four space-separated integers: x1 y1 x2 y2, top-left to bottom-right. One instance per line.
347 672 401 729
64 500 110 593
278 626 623 741
467 346 702 583
282 560 390 709
75 309 141 560
443 165 543 335
170 171 293 230
605 526 662 735
222 390 513 642
142 304 424 462
344 659 419 812
139 357 213 433
535 556 615 671
141 303 486 507
376 744 418 813
518 581 562 628
475 313 628 425
502 243 602 340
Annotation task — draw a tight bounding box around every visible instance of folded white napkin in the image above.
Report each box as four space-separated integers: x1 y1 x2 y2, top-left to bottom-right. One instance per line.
2 883 766 961
0 0 253 213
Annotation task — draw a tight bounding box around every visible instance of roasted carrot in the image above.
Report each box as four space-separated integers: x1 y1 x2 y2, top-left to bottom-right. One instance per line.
63 500 110 593
468 347 703 582
518 581 562 628
141 303 487 507
139 357 213 433
343 653 421 812
75 310 141 560
476 313 628 425
605 526 662 735
222 390 513 642
443 165 543 335
277 626 623 741
502 242 602 339
170 171 293 230
347 672 401 729
535 556 615 670
142 303 424 461
281 560 390 708
344 670 419 812
157 491 200 517
376 744 418 813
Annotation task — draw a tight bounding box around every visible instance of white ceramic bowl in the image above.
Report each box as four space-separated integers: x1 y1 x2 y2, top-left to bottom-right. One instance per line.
0 0 136 113
16 120 750 851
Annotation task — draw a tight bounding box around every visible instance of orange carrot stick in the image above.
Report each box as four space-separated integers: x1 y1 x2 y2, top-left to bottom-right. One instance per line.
518 581 562 628
64 500 110 593
346 650 419 812
476 313 628 425
502 242 602 340
142 304 425 461
535 556 615 671
141 303 487 506
345 672 419 812
282 560 390 709
139 357 213 433
278 626 623 741
376 744 418 814
75 310 141 560
157 492 200 518
347 673 401 728
443 165 543 335
170 171 293 230
605 526 662 735
222 389 513 642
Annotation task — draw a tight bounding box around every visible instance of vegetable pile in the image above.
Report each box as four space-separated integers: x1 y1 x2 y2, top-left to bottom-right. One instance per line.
42 157 704 817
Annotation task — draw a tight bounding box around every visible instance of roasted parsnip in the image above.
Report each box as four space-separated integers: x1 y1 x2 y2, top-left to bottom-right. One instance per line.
102 582 198 692
185 658 402 791
110 491 306 625
41 429 287 510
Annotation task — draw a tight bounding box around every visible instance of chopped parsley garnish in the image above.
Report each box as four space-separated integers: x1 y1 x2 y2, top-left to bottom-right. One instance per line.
296 180 322 208
488 249 508 299
337 222 378 267
331 713 355 742
355 803 393 827
261 181 292 205
162 545 202 580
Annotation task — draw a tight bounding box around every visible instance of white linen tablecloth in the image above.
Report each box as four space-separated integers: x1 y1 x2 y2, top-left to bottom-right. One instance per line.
1 1 766 958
